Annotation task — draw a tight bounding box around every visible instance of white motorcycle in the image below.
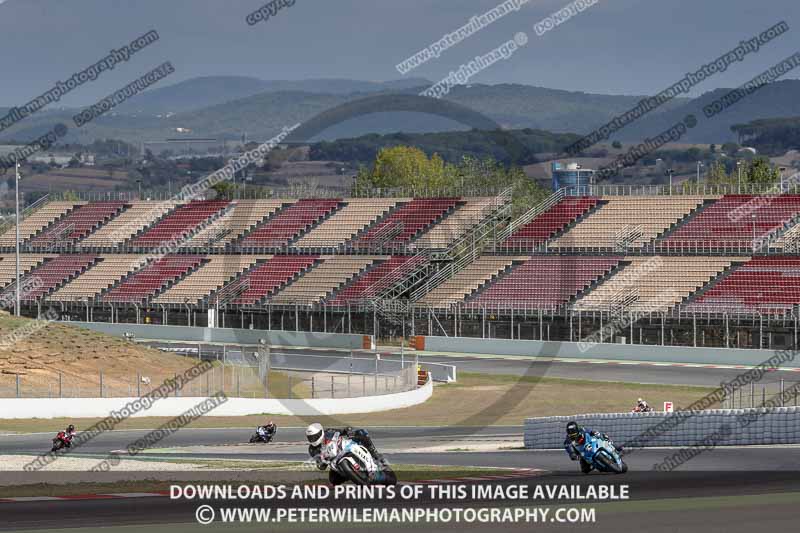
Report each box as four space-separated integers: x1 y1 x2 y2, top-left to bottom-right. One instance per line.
321 432 396 486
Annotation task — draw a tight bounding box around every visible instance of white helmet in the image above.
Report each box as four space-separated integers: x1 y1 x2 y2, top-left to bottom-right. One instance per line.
306 423 324 446
637 398 644 404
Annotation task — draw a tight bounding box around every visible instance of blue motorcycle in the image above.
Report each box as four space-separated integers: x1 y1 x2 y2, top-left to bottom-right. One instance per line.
577 432 627 474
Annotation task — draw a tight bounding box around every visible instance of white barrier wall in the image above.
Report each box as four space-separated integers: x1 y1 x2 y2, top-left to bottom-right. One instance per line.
74 323 369 350
421 336 800 368
524 408 800 449
0 379 432 419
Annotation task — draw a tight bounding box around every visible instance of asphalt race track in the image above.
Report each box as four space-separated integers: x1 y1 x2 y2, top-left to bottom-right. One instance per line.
144 343 800 387
2 347 798 531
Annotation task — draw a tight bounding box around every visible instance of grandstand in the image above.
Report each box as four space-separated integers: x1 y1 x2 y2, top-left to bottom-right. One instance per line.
3 188 800 351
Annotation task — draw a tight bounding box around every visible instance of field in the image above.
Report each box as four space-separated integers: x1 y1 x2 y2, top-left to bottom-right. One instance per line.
0 313 306 399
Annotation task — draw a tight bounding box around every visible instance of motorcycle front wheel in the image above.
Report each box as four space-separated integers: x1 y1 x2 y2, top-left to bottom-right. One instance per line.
596 452 625 474
338 459 370 486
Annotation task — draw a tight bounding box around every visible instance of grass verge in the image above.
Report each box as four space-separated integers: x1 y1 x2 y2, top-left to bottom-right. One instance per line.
0 372 716 432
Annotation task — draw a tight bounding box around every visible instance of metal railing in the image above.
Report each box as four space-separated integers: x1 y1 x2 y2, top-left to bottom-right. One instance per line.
410 188 513 302
0 359 418 400
495 187 566 244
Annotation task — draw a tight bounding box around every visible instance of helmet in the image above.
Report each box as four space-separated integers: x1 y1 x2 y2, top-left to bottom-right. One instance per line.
306 423 324 446
67 424 75 433
637 398 644 404
268 420 274 426
566 421 584 445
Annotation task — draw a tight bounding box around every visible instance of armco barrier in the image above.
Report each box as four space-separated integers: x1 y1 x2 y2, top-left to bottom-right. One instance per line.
524 408 800 449
419 336 800 368
0 377 433 419
73 322 369 351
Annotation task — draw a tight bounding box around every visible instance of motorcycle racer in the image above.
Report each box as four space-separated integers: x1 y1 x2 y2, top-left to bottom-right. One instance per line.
306 423 387 472
564 421 622 473
63 424 76 447
257 421 277 440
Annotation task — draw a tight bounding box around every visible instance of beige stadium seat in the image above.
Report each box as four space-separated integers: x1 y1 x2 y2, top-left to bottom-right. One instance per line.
271 255 385 305
0 202 83 246
420 256 527 307
412 197 501 249
551 196 710 249
47 254 149 301
0 254 51 287
153 255 269 304
295 199 404 248
80 201 177 248
183 200 284 248
573 255 748 313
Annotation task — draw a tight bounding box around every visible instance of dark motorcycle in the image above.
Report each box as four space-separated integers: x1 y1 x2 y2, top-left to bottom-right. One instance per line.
249 426 276 443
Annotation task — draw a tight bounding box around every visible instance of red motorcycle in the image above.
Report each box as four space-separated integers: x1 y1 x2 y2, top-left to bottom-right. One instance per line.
51 431 73 452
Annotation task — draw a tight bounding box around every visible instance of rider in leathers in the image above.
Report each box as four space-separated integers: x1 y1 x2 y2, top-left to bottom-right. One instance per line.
306 424 386 484
564 421 622 473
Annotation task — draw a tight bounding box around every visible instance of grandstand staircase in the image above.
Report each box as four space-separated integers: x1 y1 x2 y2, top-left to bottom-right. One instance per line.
2 256 101 301
175 202 236 249
538 200 606 248
374 191 516 306
407 188 518 303
229 202 291 249
342 201 407 251
614 224 645 252
0 194 50 240
37 223 76 251
205 258 268 306
461 259 522 303
120 203 182 250
285 201 347 248
321 257 386 305
146 258 211 303
96 256 210 303
754 213 800 252
21 202 82 250
568 261 639 314
248 257 323 307
679 260 748 309
208 277 250 307
651 198 718 251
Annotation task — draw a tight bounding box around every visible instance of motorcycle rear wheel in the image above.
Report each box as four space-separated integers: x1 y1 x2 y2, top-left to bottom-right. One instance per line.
381 465 398 485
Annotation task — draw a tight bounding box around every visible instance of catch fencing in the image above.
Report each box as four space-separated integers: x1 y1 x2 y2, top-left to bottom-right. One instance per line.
0 359 418 400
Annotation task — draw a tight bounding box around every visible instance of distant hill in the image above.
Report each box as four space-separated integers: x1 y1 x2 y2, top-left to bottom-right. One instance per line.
730 116 800 155
309 128 581 166
3 79 800 152
615 80 800 144
113 76 433 114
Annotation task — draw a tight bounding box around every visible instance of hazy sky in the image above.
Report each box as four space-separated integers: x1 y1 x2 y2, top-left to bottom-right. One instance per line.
0 0 798 106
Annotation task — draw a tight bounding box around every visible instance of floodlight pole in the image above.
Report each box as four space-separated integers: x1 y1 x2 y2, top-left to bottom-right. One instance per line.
15 158 21 316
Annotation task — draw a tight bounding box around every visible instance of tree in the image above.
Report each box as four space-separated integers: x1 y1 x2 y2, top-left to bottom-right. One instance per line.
210 180 235 200
611 140 622 149
744 156 780 184
722 142 740 155
705 161 732 185
356 146 452 193
710 144 717 153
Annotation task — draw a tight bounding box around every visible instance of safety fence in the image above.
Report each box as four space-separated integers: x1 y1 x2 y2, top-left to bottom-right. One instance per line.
0 359 418 400
524 406 800 449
